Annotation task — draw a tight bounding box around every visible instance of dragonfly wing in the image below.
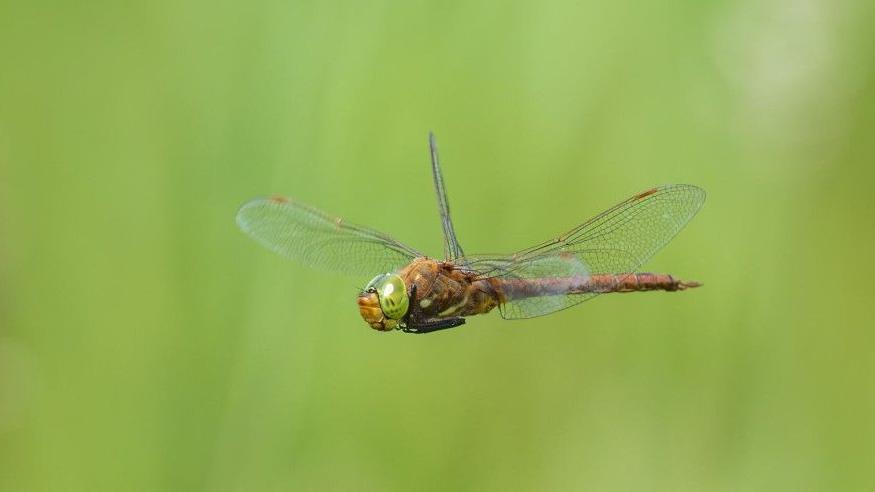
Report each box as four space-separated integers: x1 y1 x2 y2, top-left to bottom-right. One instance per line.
236 196 421 277
467 184 705 319
503 291 601 320
429 133 465 260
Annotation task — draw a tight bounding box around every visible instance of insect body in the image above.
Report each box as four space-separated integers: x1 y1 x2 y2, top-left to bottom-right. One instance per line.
358 258 500 332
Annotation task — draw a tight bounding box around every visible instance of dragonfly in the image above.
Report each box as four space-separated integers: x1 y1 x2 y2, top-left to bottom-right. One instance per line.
237 134 705 334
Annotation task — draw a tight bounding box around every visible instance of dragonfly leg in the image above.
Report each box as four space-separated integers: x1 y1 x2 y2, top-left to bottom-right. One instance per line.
402 317 466 334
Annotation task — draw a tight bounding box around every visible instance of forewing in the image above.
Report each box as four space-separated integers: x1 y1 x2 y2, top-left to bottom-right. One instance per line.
236 197 421 276
466 184 705 319
429 133 465 260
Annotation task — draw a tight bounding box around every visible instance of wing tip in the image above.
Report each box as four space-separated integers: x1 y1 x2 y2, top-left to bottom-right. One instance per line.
665 183 707 198
653 184 707 213
235 195 289 231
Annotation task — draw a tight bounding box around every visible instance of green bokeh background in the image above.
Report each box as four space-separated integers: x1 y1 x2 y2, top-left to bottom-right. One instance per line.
1 1 873 490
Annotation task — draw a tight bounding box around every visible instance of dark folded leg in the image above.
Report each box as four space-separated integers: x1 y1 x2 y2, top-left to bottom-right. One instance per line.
403 317 466 334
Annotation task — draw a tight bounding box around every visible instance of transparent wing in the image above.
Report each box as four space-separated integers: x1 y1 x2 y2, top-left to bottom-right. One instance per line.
429 133 465 260
236 196 421 276
464 184 706 319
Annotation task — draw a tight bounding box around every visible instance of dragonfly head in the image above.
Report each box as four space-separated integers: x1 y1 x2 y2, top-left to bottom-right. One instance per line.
358 273 410 331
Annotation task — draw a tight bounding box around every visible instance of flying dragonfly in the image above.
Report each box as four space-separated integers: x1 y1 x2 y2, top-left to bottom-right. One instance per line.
236 134 705 334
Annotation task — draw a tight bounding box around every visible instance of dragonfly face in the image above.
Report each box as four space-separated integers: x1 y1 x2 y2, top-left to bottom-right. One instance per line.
358 273 410 331
236 133 705 334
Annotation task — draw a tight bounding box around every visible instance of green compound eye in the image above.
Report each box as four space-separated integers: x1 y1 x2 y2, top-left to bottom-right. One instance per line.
375 274 409 320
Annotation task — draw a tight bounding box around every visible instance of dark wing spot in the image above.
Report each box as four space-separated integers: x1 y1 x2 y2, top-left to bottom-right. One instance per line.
635 188 658 200
269 195 290 203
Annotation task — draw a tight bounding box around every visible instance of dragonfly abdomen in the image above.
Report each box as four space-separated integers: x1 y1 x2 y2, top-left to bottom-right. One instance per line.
497 273 701 301
594 273 701 293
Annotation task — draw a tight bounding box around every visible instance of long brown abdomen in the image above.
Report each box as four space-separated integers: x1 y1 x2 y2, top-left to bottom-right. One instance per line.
496 273 701 301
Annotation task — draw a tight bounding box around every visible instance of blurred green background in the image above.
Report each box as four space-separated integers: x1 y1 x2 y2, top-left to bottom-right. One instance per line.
1 0 874 490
